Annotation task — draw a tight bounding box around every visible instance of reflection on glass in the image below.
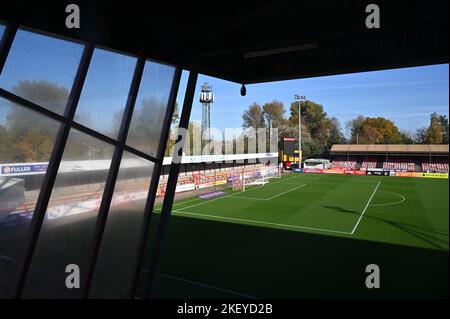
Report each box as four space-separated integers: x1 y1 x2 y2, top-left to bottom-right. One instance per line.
0 29 84 115
127 60 175 158
0 24 5 42
22 129 114 298
89 151 153 298
74 48 137 139
0 97 60 298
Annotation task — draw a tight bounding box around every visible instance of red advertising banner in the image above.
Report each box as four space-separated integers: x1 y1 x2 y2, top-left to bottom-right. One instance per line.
302 168 323 173
322 169 345 175
344 170 366 175
395 172 422 178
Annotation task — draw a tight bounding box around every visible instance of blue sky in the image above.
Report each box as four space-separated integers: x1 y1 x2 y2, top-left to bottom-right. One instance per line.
0 27 448 139
182 64 449 137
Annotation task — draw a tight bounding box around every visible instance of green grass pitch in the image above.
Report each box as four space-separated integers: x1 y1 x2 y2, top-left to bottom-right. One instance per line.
147 173 449 298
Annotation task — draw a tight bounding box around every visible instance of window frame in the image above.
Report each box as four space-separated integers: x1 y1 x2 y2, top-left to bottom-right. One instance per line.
0 21 183 299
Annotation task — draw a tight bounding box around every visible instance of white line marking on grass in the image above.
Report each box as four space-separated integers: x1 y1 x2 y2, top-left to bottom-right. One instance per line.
350 181 381 235
369 190 405 207
159 273 258 299
173 198 203 206
172 210 352 235
267 184 306 200
231 196 269 201
174 193 235 210
173 176 301 210
155 198 204 212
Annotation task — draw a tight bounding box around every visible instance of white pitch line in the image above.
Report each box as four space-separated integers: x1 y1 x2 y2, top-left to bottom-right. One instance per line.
267 184 306 200
369 190 406 207
159 273 258 299
172 174 300 211
173 192 235 211
173 198 203 206
350 181 381 235
173 210 352 235
230 196 269 201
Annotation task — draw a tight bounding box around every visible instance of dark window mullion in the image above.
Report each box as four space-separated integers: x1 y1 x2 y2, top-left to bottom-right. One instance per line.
129 67 182 297
0 88 161 165
13 43 95 299
82 57 146 298
142 71 198 298
0 23 17 74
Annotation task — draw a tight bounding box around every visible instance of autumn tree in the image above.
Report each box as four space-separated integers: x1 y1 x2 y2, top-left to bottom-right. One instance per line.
346 115 366 144
242 103 265 130
425 113 444 144
346 116 404 144
438 114 449 144
0 80 69 162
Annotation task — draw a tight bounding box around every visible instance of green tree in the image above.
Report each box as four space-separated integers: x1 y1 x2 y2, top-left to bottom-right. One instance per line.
327 117 345 146
288 100 336 158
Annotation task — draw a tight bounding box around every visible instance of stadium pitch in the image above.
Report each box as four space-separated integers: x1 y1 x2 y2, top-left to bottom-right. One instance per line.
147 173 449 299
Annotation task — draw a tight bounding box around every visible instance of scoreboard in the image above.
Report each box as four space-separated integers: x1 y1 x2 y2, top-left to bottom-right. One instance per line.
283 137 296 155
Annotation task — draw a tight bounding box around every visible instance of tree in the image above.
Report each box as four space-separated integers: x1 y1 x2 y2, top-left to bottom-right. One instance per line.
346 115 365 144
242 103 265 130
327 117 345 146
12 80 69 115
438 114 449 144
8 80 68 136
127 97 167 155
0 80 70 162
401 130 415 144
425 113 444 144
346 116 403 144
262 100 285 129
415 127 427 144
287 100 337 158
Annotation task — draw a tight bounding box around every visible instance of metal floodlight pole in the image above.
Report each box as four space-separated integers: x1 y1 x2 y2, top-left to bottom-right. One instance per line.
294 94 306 165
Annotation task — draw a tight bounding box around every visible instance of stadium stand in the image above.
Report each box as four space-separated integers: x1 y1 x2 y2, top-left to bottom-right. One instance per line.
331 156 358 169
383 158 416 171
361 157 377 169
330 144 449 173
422 161 449 173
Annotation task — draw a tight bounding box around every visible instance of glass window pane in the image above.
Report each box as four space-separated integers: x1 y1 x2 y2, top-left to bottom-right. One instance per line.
0 24 5 41
22 129 114 298
0 29 84 115
0 97 60 298
89 151 154 298
127 61 175 158
74 48 137 139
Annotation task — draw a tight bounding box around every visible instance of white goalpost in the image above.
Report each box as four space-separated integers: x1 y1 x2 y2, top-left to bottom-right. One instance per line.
231 164 281 192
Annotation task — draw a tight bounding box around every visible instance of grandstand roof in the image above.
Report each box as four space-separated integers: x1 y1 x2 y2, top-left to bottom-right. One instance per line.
330 144 449 154
0 0 448 84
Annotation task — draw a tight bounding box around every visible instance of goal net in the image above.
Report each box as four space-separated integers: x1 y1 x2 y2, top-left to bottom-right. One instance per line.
231 165 280 192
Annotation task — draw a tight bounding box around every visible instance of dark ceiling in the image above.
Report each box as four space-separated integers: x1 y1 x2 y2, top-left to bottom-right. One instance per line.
0 0 448 84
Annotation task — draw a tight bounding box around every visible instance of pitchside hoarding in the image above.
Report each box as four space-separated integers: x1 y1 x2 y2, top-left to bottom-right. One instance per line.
365 168 390 176
0 163 48 176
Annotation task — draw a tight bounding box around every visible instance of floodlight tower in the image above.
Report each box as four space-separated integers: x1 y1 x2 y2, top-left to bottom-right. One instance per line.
199 83 214 154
